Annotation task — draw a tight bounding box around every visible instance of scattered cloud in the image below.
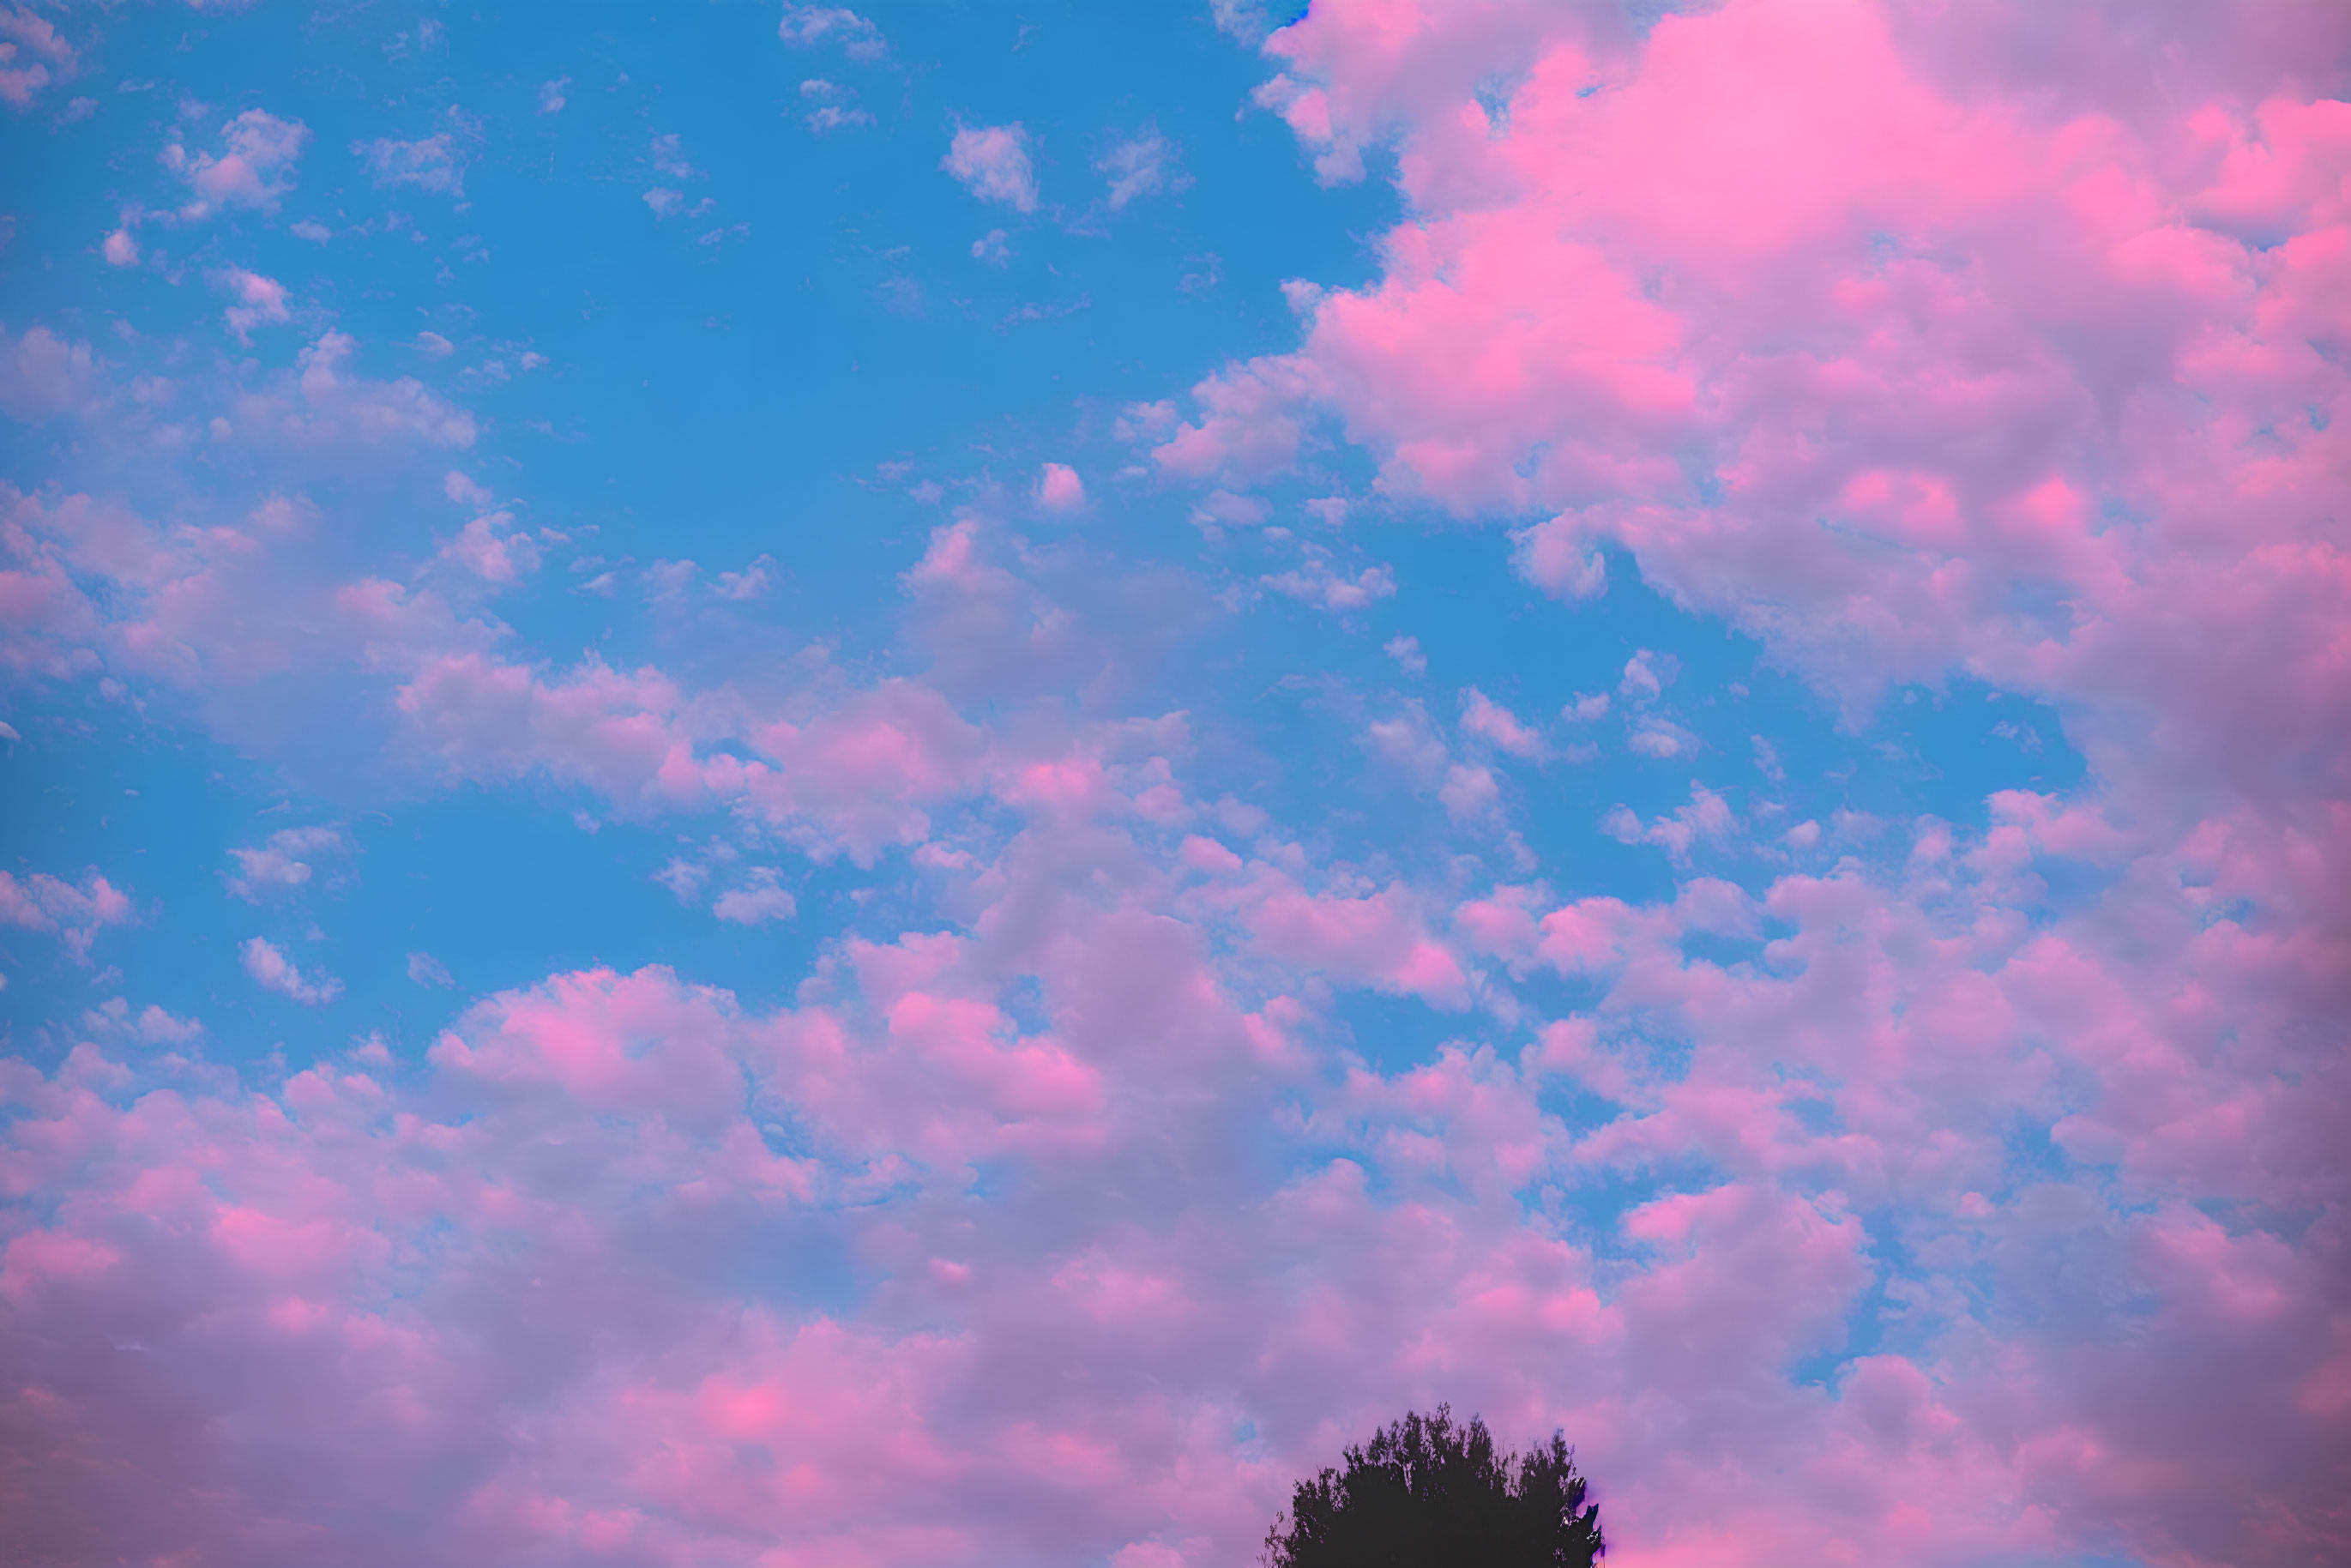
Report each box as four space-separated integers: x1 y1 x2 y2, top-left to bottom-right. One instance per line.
214 268 290 343
226 825 344 900
1096 127 1185 208
778 5 885 62
239 936 343 1004
1460 687 1544 759
942 124 1037 212
353 107 480 198
1034 461 1084 513
713 867 795 925
167 108 310 216
800 78 872 132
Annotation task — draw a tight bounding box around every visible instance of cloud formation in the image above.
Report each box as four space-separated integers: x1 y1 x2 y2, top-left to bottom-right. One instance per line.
2 5 2346 1568
943 123 1040 212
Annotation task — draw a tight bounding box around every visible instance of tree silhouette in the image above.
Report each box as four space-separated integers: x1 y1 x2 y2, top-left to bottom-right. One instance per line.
1262 1406 1604 1568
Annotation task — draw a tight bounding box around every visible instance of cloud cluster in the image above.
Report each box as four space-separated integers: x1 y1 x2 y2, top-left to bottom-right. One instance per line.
943 123 1039 212
2 4 2347 1566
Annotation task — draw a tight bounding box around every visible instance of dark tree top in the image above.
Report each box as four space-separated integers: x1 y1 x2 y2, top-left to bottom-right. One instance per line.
1263 1406 1604 1568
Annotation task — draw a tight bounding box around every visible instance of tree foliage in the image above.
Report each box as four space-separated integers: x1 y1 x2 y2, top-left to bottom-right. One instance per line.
1262 1406 1604 1568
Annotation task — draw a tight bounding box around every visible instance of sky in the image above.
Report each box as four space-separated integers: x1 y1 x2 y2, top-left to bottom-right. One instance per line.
1 2 2346 1565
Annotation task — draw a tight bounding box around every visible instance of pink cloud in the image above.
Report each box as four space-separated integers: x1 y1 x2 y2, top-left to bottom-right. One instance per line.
225 825 344 901
169 108 309 215
0 5 74 111
214 268 290 343
1459 686 1544 760
942 124 1038 212
0 323 99 422
228 330 478 449
437 511 541 584
396 651 708 808
1034 461 1086 513
238 936 342 1004
5 761 2350 1567
4 7 2348 1566
1152 354 1321 484
779 4 886 62
1600 784 1734 864
1262 552 1396 612
353 108 479 198
1240 872 1469 1007
0 866 132 960
1209 0 2351 775
712 868 795 926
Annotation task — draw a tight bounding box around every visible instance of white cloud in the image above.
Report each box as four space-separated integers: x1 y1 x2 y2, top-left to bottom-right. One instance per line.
806 104 873 133
214 268 289 344
1096 128 1185 208
1601 785 1734 862
81 998 203 1046
353 108 480 198
1439 762 1500 822
713 868 796 926
942 124 1037 212
779 5 885 61
714 558 772 600
799 79 872 132
0 5 74 111
1563 692 1610 722
1263 556 1396 612
170 108 309 215
226 825 344 901
655 857 707 902
1034 461 1085 512
649 132 698 180
1460 687 1545 759
1619 648 1678 701
240 937 343 1005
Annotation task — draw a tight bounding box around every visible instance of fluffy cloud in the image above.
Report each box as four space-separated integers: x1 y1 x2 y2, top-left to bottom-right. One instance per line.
1098 128 1185 208
4 5 2348 1566
0 866 132 959
353 108 480 197
168 108 310 215
943 124 1039 212
1206 0 2351 771
226 826 345 901
712 867 796 926
0 5 75 112
238 936 343 1004
779 4 885 62
0 323 99 423
1034 461 1086 513
214 268 290 343
9 766 2342 1565
1459 687 1544 760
